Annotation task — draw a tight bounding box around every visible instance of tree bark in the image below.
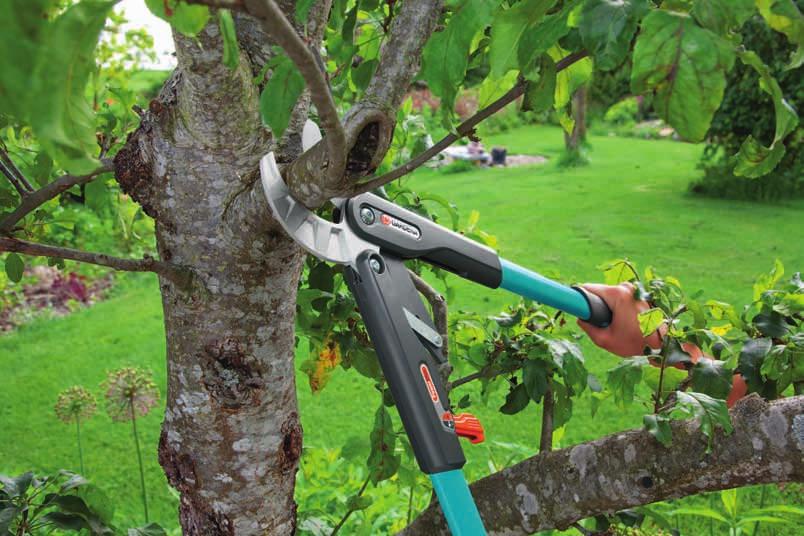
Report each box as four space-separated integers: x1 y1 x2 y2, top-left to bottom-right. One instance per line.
400 395 804 535
114 6 329 533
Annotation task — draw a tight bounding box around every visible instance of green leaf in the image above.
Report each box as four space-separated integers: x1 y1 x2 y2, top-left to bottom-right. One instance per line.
351 59 378 91
607 356 648 408
580 0 650 71
671 391 733 450
550 45 593 109
218 9 239 70
638 308 665 337
0 506 19 534
145 0 210 36
260 56 306 139
643 413 672 446
367 405 400 484
756 0 804 68
517 0 582 71
522 56 557 112
5 253 24 283
500 382 530 414
29 0 117 174
547 339 587 393
753 310 789 338
40 511 89 531
663 338 692 367
489 0 557 78
296 0 317 24
631 10 735 142
0 0 54 118
552 380 573 427
691 0 755 35
691 359 733 399
738 337 777 397
721 487 738 518
522 359 550 402
643 366 686 397
733 52 798 177
599 259 638 285
347 494 372 511
421 0 495 108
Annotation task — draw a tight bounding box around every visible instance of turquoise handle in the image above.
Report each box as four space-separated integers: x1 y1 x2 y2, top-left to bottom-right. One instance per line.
499 258 591 320
430 470 487 535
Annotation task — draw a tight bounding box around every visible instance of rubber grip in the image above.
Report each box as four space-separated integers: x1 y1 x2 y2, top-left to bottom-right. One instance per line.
572 286 613 328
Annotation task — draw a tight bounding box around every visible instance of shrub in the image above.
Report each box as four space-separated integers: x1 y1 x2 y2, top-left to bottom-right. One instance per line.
604 97 640 127
438 159 478 174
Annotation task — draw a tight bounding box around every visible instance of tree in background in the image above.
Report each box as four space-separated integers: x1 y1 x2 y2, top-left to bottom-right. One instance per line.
692 7 803 200
0 0 802 534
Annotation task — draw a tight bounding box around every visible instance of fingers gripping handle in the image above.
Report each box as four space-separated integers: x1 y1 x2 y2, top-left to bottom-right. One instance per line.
571 286 612 328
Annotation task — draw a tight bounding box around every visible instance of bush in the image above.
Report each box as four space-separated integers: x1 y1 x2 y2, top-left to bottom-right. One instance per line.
603 97 639 127
691 13 803 201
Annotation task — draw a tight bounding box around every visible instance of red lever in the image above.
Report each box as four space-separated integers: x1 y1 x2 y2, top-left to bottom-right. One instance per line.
453 413 484 444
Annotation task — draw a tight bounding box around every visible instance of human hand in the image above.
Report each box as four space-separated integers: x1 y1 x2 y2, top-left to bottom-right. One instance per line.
576 283 661 357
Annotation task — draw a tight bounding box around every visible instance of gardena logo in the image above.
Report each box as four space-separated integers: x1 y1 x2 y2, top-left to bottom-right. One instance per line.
379 212 421 239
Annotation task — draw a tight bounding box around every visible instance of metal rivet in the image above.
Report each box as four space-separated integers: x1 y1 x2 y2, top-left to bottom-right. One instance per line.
369 257 383 273
360 207 375 225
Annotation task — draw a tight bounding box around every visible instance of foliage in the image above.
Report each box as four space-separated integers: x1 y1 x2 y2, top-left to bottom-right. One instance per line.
692 10 804 200
668 487 804 535
0 470 114 535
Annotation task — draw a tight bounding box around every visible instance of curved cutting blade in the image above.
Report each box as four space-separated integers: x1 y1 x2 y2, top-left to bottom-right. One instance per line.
259 152 378 266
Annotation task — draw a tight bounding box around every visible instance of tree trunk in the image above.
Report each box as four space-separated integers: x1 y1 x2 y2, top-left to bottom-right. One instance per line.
114 7 328 533
564 86 587 151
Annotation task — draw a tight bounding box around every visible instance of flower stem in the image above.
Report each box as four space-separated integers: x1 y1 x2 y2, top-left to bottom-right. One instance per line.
130 402 149 522
76 416 85 475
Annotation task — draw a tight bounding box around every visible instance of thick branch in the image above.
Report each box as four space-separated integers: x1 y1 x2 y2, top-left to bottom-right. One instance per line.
280 0 443 208
0 237 186 285
401 395 804 535
354 51 590 195
243 0 346 181
0 161 113 234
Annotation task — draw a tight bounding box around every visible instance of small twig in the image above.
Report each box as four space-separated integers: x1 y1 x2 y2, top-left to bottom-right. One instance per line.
245 0 347 182
539 379 554 453
0 145 35 194
0 160 113 234
448 367 510 391
330 475 371 536
0 237 187 285
352 50 589 194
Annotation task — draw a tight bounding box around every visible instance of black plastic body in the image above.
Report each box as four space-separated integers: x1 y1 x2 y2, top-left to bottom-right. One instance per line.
572 286 613 328
344 251 466 474
345 193 503 288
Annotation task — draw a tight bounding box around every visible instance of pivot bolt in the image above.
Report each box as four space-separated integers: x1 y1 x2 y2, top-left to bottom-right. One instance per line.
369 257 383 273
360 207 375 225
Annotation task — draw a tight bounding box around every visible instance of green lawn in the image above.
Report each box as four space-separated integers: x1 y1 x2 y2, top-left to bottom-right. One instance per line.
1 125 801 533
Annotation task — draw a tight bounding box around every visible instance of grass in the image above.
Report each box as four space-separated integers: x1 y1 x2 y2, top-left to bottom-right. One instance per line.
1 125 802 533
